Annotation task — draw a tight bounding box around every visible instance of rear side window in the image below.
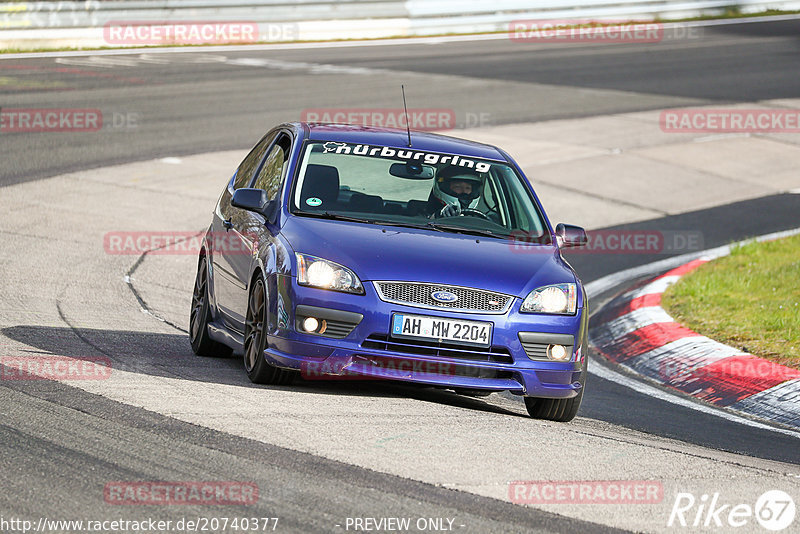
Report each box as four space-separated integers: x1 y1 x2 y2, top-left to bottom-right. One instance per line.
234 132 276 189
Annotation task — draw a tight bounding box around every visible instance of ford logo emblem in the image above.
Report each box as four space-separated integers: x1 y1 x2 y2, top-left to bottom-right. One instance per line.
431 290 458 303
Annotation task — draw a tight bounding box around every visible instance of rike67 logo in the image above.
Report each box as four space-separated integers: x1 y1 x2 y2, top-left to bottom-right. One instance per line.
668 490 795 531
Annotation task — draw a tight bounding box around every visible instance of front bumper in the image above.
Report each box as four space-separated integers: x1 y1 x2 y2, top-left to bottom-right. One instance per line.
266 275 586 397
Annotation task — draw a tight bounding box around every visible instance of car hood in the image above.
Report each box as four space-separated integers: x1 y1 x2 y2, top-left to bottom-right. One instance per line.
281 216 578 299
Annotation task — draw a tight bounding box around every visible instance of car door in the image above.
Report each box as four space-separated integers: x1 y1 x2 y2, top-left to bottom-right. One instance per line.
216 131 292 332
212 131 276 331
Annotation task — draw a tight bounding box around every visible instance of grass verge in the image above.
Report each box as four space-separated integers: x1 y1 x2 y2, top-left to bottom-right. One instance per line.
662 233 800 369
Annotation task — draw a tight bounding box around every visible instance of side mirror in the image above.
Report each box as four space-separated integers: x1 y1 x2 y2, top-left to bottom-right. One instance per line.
555 223 588 248
232 188 267 212
232 188 278 222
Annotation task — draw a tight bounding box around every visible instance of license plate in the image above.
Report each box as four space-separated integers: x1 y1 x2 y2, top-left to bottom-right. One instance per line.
391 313 492 347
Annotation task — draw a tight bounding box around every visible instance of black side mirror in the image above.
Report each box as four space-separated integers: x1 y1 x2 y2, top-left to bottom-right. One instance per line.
555 223 588 248
232 188 279 224
231 188 267 212
232 188 279 223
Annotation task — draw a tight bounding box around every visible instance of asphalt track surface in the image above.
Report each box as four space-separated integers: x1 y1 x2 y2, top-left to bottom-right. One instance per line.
1 18 799 533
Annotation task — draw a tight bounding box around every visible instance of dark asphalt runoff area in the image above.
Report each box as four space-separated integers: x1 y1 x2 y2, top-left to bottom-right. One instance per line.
1 17 799 532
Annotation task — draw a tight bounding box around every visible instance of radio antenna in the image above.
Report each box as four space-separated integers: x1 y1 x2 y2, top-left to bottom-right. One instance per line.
401 85 412 147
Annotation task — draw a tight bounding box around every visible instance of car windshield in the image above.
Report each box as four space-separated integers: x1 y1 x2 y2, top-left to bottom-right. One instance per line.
291 141 549 241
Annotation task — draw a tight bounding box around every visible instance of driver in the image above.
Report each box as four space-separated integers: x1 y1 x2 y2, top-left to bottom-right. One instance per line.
427 166 484 218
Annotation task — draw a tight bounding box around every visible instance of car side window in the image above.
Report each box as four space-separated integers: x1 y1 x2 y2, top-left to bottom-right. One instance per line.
233 132 277 189
253 134 290 201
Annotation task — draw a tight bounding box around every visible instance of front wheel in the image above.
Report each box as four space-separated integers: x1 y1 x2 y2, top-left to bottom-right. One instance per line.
524 358 586 422
243 276 294 385
524 388 583 422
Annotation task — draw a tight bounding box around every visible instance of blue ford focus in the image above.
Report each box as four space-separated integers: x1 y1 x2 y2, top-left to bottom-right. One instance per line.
190 122 589 421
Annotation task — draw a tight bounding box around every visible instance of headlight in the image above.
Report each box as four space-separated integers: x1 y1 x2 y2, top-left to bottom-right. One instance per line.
295 253 364 294
521 283 577 314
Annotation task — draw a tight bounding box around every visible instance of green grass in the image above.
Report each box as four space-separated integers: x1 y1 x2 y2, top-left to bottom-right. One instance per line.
662 234 800 369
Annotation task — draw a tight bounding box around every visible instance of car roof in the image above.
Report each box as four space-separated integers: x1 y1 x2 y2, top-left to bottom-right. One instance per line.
293 122 508 162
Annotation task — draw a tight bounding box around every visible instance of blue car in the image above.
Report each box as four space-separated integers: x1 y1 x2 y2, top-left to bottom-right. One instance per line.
190 122 589 421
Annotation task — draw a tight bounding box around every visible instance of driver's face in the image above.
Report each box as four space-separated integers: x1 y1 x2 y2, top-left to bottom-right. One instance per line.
449 180 473 195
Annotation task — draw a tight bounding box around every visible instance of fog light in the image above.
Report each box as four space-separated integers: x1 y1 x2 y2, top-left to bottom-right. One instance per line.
302 317 319 333
548 344 568 361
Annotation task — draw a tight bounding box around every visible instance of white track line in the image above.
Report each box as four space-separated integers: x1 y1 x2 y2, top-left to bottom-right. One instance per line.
3 14 800 60
586 226 800 438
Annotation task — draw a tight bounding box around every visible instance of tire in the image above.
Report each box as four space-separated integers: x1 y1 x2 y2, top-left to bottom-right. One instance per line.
243 276 294 385
189 255 232 357
524 358 587 422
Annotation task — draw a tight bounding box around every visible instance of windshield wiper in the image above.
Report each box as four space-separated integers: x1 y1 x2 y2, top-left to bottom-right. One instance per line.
302 211 375 224
426 222 509 239
310 213 438 230
372 220 440 231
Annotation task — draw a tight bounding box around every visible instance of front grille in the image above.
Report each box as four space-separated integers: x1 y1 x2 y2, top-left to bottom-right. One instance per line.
374 281 512 314
361 334 513 364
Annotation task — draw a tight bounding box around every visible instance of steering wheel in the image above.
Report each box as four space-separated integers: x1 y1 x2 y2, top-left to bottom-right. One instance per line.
460 208 491 220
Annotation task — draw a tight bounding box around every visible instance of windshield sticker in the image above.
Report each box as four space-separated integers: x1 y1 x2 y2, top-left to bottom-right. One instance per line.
306 197 323 207
320 142 492 173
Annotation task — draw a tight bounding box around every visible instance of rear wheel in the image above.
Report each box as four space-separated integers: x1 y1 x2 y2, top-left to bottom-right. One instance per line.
243 276 294 385
189 256 231 357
